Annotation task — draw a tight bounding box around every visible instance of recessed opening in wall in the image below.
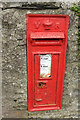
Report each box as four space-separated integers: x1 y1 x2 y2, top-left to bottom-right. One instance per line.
14 99 17 102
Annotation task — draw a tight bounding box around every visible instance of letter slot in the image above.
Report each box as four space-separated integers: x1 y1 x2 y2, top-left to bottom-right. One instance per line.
31 32 64 45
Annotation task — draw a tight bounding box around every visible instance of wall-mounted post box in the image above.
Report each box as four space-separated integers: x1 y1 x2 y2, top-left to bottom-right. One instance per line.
26 14 69 112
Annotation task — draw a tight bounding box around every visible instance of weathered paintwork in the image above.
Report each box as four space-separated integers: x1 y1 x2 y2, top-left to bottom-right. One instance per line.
26 14 69 112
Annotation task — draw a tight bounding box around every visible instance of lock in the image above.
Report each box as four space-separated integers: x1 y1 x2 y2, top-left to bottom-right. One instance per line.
38 82 47 88
27 14 69 111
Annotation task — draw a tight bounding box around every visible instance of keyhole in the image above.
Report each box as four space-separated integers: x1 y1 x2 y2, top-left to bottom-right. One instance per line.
39 83 41 86
38 82 46 88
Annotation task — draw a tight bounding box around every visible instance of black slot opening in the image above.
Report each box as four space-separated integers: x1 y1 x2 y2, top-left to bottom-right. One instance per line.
33 38 62 40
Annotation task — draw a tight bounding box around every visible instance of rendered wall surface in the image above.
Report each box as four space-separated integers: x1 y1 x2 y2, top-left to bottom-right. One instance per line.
1 1 79 118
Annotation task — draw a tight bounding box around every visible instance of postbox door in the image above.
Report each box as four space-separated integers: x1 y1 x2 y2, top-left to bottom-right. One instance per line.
34 53 59 106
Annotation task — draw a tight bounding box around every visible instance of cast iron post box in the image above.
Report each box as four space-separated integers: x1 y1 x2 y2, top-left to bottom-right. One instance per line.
26 14 69 112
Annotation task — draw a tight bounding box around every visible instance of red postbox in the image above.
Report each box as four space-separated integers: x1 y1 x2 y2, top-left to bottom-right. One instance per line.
26 14 69 112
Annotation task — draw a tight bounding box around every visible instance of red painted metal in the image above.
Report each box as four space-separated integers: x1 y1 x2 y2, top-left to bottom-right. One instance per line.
31 32 65 39
26 14 69 112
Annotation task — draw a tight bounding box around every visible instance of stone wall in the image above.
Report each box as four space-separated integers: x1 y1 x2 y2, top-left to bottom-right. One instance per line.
2 1 79 119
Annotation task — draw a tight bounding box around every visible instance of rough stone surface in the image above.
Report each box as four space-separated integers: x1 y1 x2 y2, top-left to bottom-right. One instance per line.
2 2 79 119
0 4 2 120
1 0 80 3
